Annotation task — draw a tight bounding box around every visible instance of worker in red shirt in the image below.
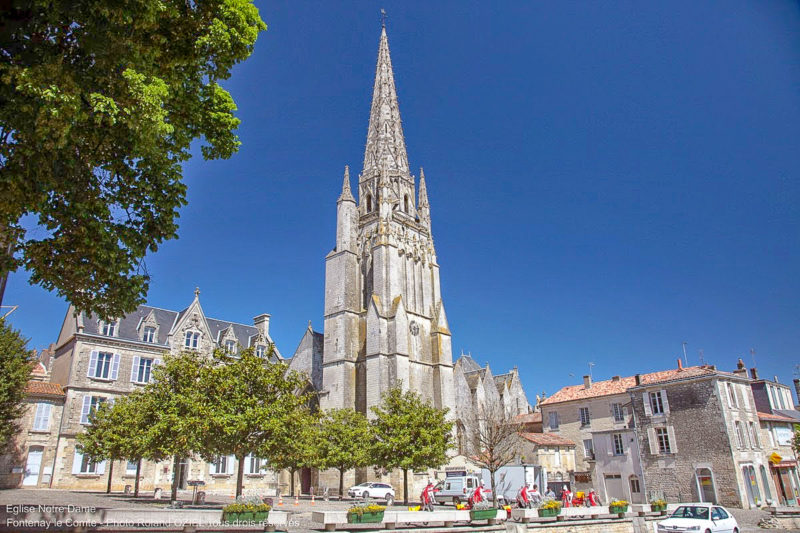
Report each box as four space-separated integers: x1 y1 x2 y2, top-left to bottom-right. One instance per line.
421 480 436 511
470 481 486 507
517 483 531 508
561 485 572 508
587 489 600 506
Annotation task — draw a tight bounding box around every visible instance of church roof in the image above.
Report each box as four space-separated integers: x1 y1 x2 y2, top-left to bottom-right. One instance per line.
362 26 410 176
456 354 482 373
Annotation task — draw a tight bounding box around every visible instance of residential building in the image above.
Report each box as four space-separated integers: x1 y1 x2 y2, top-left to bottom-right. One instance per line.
0 361 65 489
7 290 282 493
630 361 769 509
517 433 576 493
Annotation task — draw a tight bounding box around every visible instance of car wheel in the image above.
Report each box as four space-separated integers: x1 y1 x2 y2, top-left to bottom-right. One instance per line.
704 530 711 533
362 491 369 499
385 495 394 506
733 529 738 533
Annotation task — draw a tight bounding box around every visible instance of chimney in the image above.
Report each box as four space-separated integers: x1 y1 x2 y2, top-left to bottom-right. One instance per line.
612 375 621 382
733 358 748 377
737 358 745 370
253 313 271 337
750 367 759 380
793 379 800 408
583 375 592 389
635 374 642 386
774 375 780 383
677 359 683 370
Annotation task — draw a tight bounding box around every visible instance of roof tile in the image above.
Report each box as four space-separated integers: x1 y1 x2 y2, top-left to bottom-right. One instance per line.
26 382 65 397
519 432 575 447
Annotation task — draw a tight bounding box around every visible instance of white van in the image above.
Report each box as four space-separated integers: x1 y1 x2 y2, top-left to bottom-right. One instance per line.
434 472 490 505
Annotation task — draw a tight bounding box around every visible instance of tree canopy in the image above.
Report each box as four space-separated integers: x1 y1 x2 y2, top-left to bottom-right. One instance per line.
0 318 33 448
0 0 266 318
370 386 453 504
314 408 372 500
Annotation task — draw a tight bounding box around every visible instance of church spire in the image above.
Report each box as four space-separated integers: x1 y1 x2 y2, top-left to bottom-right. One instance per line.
418 167 430 227
362 26 410 177
339 165 355 203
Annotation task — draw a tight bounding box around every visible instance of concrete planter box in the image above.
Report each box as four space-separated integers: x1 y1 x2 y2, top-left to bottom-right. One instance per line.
347 511 384 523
538 507 561 517
470 509 497 520
610 505 629 515
650 504 666 513
222 510 269 523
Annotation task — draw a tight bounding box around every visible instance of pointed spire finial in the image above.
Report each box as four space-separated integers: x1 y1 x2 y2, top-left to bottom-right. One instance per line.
362 25 410 176
339 165 355 202
380 8 387 28
418 167 429 208
194 287 200 299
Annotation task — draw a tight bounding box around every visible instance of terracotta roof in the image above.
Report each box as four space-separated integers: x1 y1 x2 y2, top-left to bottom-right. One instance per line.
514 412 542 424
758 411 799 423
25 382 65 397
519 432 575 447
31 362 47 375
541 366 729 405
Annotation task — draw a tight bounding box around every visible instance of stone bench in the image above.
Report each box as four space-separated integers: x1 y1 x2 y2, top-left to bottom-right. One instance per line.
311 508 505 530
511 506 621 522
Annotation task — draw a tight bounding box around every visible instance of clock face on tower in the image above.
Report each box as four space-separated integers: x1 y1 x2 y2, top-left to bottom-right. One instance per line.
409 321 420 336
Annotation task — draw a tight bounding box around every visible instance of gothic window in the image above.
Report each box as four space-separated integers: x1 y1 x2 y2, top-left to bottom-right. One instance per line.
367 194 373 212
143 326 156 343
184 331 200 350
404 195 409 213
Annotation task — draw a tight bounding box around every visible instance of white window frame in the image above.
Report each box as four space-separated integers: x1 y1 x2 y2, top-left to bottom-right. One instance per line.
650 391 665 415
142 326 156 343
579 407 591 427
72 449 105 475
125 460 138 476
244 454 265 475
583 439 594 460
255 345 266 358
749 421 760 448
613 433 625 455
735 421 747 448
655 427 672 453
87 351 120 381
225 339 236 354
32 402 52 431
100 321 117 337
130 356 154 384
80 395 107 425
210 455 230 475
612 402 624 422
184 331 201 350
727 383 738 408
553 449 561 467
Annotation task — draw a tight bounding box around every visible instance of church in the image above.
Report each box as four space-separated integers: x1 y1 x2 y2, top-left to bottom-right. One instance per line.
287 25 533 489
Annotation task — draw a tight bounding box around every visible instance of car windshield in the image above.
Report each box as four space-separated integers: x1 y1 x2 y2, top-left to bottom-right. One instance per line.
671 506 710 520
356 482 371 487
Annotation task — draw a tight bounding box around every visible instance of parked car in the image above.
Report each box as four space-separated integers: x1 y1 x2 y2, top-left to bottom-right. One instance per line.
347 482 395 505
657 503 739 533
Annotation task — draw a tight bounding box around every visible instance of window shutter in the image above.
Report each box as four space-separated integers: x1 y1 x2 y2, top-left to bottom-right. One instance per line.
667 426 677 453
72 450 83 474
110 353 120 380
36 403 52 430
661 389 670 414
130 356 140 382
647 428 658 455
80 395 92 424
607 436 613 456
643 393 652 416
210 461 215 475
97 460 106 475
87 351 98 377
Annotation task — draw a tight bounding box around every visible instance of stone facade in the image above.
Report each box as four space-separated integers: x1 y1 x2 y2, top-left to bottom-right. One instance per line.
0 364 65 489
8 291 284 494
631 367 768 509
516 433 576 493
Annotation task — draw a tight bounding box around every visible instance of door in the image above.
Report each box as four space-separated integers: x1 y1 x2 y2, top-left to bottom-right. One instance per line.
603 474 624 501
301 467 311 495
696 468 717 503
711 506 735 533
23 447 43 486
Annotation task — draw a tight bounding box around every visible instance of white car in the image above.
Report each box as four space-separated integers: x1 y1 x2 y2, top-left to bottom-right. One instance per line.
347 482 395 505
657 503 739 533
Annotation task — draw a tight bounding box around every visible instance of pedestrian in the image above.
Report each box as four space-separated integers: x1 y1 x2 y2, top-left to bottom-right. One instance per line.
561 485 572 508
421 479 436 512
545 486 555 500
516 483 531 508
587 488 600 507
529 484 542 506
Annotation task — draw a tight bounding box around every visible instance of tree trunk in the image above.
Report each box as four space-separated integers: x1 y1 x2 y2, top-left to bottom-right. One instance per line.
134 458 141 497
106 459 114 494
403 468 409 506
338 469 344 501
171 455 180 502
490 469 498 508
236 455 245 499
0 228 12 308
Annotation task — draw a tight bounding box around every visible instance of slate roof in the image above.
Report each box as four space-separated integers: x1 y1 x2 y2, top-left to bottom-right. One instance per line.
541 366 732 405
456 355 482 373
464 369 486 389
494 373 513 390
26 382 65 398
519 432 575 447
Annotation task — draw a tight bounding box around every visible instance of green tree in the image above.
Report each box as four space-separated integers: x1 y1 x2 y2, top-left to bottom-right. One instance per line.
0 318 33 448
0 1 266 317
314 408 372 501
200 346 311 498
370 386 453 505
267 407 317 498
135 351 205 502
792 424 800 458
76 392 155 496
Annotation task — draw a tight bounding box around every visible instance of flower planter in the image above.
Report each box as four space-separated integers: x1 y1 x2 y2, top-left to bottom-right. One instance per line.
537 507 561 518
348 511 384 524
610 505 628 515
470 509 497 520
650 504 666 513
253 511 269 522
223 511 257 523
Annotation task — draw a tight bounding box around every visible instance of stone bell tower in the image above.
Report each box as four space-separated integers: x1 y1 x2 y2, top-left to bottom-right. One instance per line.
321 26 455 417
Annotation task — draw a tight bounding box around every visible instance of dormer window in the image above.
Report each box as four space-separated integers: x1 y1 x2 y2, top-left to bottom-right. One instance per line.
255 345 267 358
184 331 200 350
225 340 236 354
100 321 117 337
143 326 156 343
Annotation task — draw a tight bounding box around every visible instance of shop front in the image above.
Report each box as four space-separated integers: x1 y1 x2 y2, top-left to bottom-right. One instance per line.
771 460 799 506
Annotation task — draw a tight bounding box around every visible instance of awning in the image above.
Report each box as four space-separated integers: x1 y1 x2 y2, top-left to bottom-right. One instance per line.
771 461 797 468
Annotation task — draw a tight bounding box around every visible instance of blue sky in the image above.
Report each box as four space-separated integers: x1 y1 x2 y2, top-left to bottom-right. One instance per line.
7 1 800 400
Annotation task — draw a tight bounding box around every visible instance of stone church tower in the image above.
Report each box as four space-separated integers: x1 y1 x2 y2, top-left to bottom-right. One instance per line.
320 26 455 416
